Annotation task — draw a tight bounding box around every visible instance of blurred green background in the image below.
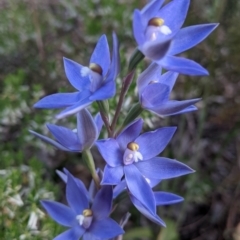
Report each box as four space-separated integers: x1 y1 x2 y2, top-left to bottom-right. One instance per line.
0 0 240 239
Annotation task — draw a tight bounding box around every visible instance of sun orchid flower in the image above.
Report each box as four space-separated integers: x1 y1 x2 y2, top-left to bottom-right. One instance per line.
137 63 200 116
41 172 124 240
34 33 120 119
29 109 102 152
133 0 218 75
96 118 194 214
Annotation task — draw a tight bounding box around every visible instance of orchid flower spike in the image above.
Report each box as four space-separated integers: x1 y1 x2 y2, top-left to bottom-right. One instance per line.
29 109 103 152
132 0 218 75
34 33 120 119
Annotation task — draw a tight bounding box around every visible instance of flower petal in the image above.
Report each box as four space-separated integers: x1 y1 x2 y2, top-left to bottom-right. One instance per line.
92 186 112 220
124 164 156 214
137 63 162 96
168 24 219 55
116 118 143 151
41 200 76 227
96 139 123 167
34 92 80 109
154 191 184 206
135 157 195 180
140 38 172 61
156 0 190 34
53 227 85 240
135 127 177 160
47 124 81 151
56 94 92 119
133 9 145 45
141 0 165 28
158 71 178 92
66 172 89 214
94 113 103 137
113 180 127 199
149 98 200 116
89 218 124 239
101 165 123 185
29 130 69 151
90 35 110 77
63 58 91 91
141 83 170 108
89 80 115 101
129 194 166 227
77 109 98 150
159 55 209 76
105 32 120 82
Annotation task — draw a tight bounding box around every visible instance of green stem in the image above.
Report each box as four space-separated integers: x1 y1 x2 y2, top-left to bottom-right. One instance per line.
82 149 100 189
97 100 112 137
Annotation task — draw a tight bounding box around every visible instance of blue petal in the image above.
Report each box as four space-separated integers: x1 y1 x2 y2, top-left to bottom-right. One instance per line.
29 130 69 151
47 124 81 151
53 227 85 240
58 169 90 200
149 98 200 116
90 35 110 77
133 9 145 45
130 194 166 226
159 56 209 75
116 118 143 151
91 186 112 220
34 92 80 109
89 218 124 239
96 139 123 167
135 127 177 160
56 94 92 119
141 0 165 28
41 200 76 227
56 169 67 183
105 32 120 83
140 38 172 61
158 71 178 92
63 58 91 91
77 109 98 150
135 157 195 179
156 0 190 34
82 232 95 240
168 105 197 115
124 164 156 214
89 80 115 101
101 165 123 185
137 63 162 96
168 24 219 55
113 180 127 199
66 173 89 214
94 113 103 136
141 83 170 108
154 191 184 206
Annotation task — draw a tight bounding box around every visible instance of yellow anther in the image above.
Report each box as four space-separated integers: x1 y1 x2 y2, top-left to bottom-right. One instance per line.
148 80 158 84
127 142 139 151
83 209 93 217
148 17 165 27
89 63 103 75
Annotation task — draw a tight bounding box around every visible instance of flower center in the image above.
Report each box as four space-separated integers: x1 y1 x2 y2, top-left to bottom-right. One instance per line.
89 63 103 75
148 80 158 84
123 142 143 165
76 209 93 229
145 17 172 41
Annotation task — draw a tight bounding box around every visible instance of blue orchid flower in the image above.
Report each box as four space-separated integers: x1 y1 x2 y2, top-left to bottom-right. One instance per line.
137 63 200 116
113 178 183 226
41 172 124 240
34 33 120 119
96 118 194 215
133 0 218 75
29 109 102 152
